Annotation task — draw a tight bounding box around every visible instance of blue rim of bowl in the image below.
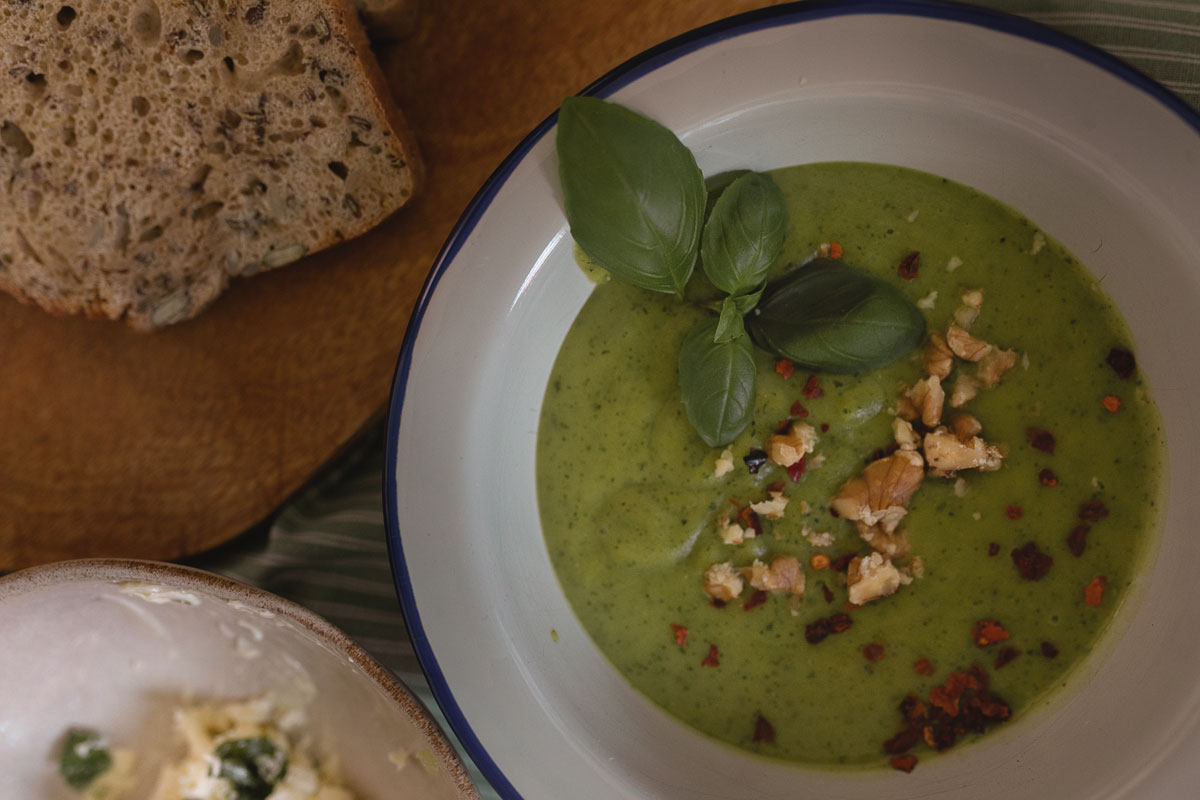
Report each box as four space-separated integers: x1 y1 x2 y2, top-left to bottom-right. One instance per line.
384 2 1200 797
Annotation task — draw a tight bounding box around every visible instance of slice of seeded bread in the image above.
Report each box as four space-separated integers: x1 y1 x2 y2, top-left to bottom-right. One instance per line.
0 0 421 328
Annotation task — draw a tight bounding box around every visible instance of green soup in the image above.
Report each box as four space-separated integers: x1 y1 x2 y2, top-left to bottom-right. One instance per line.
536 162 1165 767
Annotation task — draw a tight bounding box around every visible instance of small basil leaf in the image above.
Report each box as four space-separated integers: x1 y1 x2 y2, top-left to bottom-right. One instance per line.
557 97 704 296
730 286 764 315
747 259 926 373
713 296 746 343
215 737 289 800
679 319 756 447
703 169 752 221
59 728 112 791
701 172 788 296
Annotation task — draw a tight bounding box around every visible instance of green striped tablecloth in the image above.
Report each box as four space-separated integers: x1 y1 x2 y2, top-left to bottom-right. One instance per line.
188 3 1200 796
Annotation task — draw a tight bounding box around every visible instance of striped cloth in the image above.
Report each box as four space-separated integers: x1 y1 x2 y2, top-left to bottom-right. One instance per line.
191 3 1199 797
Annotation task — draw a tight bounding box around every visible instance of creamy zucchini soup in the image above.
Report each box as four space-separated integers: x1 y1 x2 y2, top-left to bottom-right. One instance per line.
538 99 1164 771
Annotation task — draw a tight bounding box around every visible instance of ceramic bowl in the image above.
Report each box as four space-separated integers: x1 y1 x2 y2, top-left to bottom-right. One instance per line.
0 559 479 800
385 3 1200 798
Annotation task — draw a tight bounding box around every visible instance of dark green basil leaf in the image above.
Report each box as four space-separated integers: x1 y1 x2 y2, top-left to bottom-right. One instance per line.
59 728 112 791
215 737 288 800
713 296 745 343
703 169 751 221
679 319 756 447
747 259 926 373
730 286 763 315
557 97 704 296
701 172 788 296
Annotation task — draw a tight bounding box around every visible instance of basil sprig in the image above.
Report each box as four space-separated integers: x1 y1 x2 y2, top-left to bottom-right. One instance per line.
59 728 112 791
215 736 288 800
556 98 926 446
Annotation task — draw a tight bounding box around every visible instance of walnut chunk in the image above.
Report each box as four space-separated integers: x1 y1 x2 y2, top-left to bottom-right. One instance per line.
949 413 983 443
892 417 920 451
949 374 981 408
750 490 789 520
946 324 993 362
856 520 910 557
743 555 805 596
713 448 735 478
847 552 903 605
902 375 945 427
830 450 925 534
924 333 954 380
716 511 749 545
976 348 1018 388
703 562 744 600
766 421 817 468
923 426 1004 473
960 288 984 308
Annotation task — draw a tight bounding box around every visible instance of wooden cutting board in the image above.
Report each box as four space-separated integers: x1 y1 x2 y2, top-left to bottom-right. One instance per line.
0 0 781 570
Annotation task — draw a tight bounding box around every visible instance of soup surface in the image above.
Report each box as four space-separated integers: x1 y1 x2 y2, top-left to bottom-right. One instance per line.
537 162 1165 767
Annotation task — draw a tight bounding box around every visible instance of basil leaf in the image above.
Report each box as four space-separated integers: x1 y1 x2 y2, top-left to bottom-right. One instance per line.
557 97 704 296
59 728 112 791
747 259 926 373
679 319 756 447
713 296 745 343
701 172 788 296
215 737 288 800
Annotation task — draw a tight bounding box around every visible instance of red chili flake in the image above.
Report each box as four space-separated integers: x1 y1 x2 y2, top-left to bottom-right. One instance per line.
1040 641 1060 659
752 714 775 743
789 400 809 418
709 598 727 609
829 612 853 633
786 455 807 482
766 481 786 493
774 358 795 379
1105 347 1137 379
670 623 688 647
1011 541 1053 581
1079 500 1109 522
972 619 1011 647
743 590 768 611
987 542 1000 557
929 685 959 717
914 657 935 676
828 241 844 259
863 643 886 663
885 724 922 755
1038 468 1059 487
897 250 921 280
738 505 763 537
821 583 835 604
1026 427 1056 453
804 618 831 645
701 644 720 667
1005 505 1023 520
801 375 824 399
994 647 1020 669
1084 575 1107 607
1067 525 1091 557
820 422 830 432
890 754 918 773
1102 395 1122 413
830 553 854 572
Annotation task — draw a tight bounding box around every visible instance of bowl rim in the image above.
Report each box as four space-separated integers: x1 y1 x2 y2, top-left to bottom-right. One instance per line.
0 557 480 800
382 1 1200 797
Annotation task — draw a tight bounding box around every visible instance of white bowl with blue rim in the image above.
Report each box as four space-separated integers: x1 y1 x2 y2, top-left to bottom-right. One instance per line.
385 2 1200 797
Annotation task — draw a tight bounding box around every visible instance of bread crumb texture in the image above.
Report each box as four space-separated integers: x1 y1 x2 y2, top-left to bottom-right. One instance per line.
0 0 419 328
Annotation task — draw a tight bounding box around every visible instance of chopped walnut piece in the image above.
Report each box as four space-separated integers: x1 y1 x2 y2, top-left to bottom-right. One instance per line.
946 324 993 362
893 417 920 451
766 421 817 468
831 450 925 534
847 552 903 605
714 448 735 478
976 347 1018 388
949 414 983 443
703 561 744 601
743 555 805 596
902 375 945 427
949 374 981 408
924 334 954 380
961 288 984 308
716 510 749 545
924 427 1004 473
856 520 910 557
750 490 789 520
953 304 980 330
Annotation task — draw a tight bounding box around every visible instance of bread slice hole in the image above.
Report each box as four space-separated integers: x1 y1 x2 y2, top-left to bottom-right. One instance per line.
1 121 34 160
270 40 305 76
56 6 77 27
131 95 150 116
131 1 162 45
182 49 205 65
25 73 47 100
192 201 224 221
327 160 348 180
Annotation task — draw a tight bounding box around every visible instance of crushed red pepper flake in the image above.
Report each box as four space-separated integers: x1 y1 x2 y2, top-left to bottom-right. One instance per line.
897 250 921 280
1084 575 1107 607
775 419 791 434
810 553 831 571
766 481 786 493
786 455 807 482
1040 641 1060 659
830 553 855 572
1038 468 1059 487
752 714 776 743
1005 505 1023 520
670 623 688 647
1079 500 1109 522
738 505 763 537
1105 347 1137 379
1026 427 1056 453
743 589 768 611
1011 541 1053 581
890 754 918 773
820 422 830 432
914 658 935 676
774 358 795 379
821 583 835 604
828 241 844 259
709 598 727 609
993 647 1020 669
801 375 824 399
789 400 809 418
884 666 1011 766
805 612 853 644
863 643 886 663
1067 525 1091 557
1102 395 1122 413
972 619 1011 647
701 644 720 667
987 542 1000 557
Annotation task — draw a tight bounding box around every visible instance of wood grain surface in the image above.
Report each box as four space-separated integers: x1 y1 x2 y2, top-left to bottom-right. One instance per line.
0 0 781 569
